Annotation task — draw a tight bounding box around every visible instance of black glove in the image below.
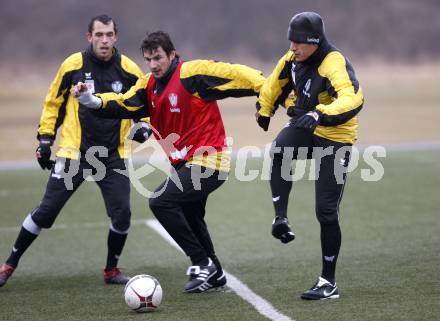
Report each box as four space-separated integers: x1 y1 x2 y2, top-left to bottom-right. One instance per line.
131 122 152 143
255 102 270 131
36 137 55 170
293 110 322 132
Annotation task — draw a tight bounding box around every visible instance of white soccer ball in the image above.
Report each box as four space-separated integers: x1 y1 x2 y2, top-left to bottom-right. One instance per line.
124 274 162 312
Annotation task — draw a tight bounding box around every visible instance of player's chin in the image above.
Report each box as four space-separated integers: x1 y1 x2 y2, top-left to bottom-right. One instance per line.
98 49 111 57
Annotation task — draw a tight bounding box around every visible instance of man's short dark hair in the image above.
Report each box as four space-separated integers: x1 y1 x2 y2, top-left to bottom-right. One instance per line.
88 14 117 34
141 31 175 56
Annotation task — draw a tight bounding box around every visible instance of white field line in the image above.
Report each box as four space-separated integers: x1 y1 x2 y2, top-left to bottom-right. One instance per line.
0 217 295 321
145 219 294 321
0 219 149 233
0 218 294 321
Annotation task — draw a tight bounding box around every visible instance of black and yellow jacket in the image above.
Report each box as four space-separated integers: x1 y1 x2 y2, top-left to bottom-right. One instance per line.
37 46 143 159
97 58 265 172
258 39 364 144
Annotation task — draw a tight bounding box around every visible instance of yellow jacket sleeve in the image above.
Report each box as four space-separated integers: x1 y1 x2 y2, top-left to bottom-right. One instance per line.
258 51 294 117
121 54 144 80
316 51 364 125
38 53 82 139
180 60 265 100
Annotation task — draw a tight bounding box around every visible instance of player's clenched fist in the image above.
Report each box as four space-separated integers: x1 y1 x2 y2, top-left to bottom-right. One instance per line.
71 82 102 109
71 82 89 97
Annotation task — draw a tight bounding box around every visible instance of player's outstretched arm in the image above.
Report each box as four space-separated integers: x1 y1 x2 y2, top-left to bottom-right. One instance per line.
71 75 150 119
180 60 266 100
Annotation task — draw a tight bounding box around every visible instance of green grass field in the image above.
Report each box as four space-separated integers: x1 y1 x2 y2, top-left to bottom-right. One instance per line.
0 151 439 321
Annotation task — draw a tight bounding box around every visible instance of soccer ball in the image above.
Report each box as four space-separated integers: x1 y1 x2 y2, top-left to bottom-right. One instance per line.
124 274 162 312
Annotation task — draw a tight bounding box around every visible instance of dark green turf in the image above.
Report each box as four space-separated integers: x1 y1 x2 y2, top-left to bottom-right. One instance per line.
1 150 439 321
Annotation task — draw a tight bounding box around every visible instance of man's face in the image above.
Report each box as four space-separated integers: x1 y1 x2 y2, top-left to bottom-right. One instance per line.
87 21 117 61
143 46 176 79
290 41 318 62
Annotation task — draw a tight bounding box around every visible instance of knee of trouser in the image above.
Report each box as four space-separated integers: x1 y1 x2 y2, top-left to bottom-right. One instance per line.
110 208 131 232
31 205 60 229
315 205 339 225
149 195 176 218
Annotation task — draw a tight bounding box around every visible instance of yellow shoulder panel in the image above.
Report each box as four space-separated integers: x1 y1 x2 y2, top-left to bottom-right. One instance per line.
61 52 83 73
121 55 144 78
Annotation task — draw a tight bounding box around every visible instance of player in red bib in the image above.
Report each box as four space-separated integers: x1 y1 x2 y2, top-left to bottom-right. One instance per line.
73 31 265 293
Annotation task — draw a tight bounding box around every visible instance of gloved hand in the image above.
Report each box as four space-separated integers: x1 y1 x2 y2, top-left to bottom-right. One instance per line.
293 110 322 132
72 82 102 109
130 122 153 143
255 102 270 131
36 137 55 170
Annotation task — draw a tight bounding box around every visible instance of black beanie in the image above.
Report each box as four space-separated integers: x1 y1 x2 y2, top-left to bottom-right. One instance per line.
287 12 325 44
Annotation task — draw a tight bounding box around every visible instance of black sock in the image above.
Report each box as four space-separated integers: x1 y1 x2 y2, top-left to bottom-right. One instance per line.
320 223 341 284
209 255 223 277
190 256 209 266
106 230 128 269
270 155 293 218
6 227 39 268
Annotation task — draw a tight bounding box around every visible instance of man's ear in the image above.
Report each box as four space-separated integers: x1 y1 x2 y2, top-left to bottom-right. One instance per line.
87 32 92 44
169 50 176 60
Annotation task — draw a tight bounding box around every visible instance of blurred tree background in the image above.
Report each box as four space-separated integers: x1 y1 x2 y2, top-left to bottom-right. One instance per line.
2 0 439 66
0 0 439 160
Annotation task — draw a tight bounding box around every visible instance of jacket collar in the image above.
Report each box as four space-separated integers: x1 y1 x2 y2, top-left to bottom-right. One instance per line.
85 45 119 66
299 38 332 65
154 57 180 94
